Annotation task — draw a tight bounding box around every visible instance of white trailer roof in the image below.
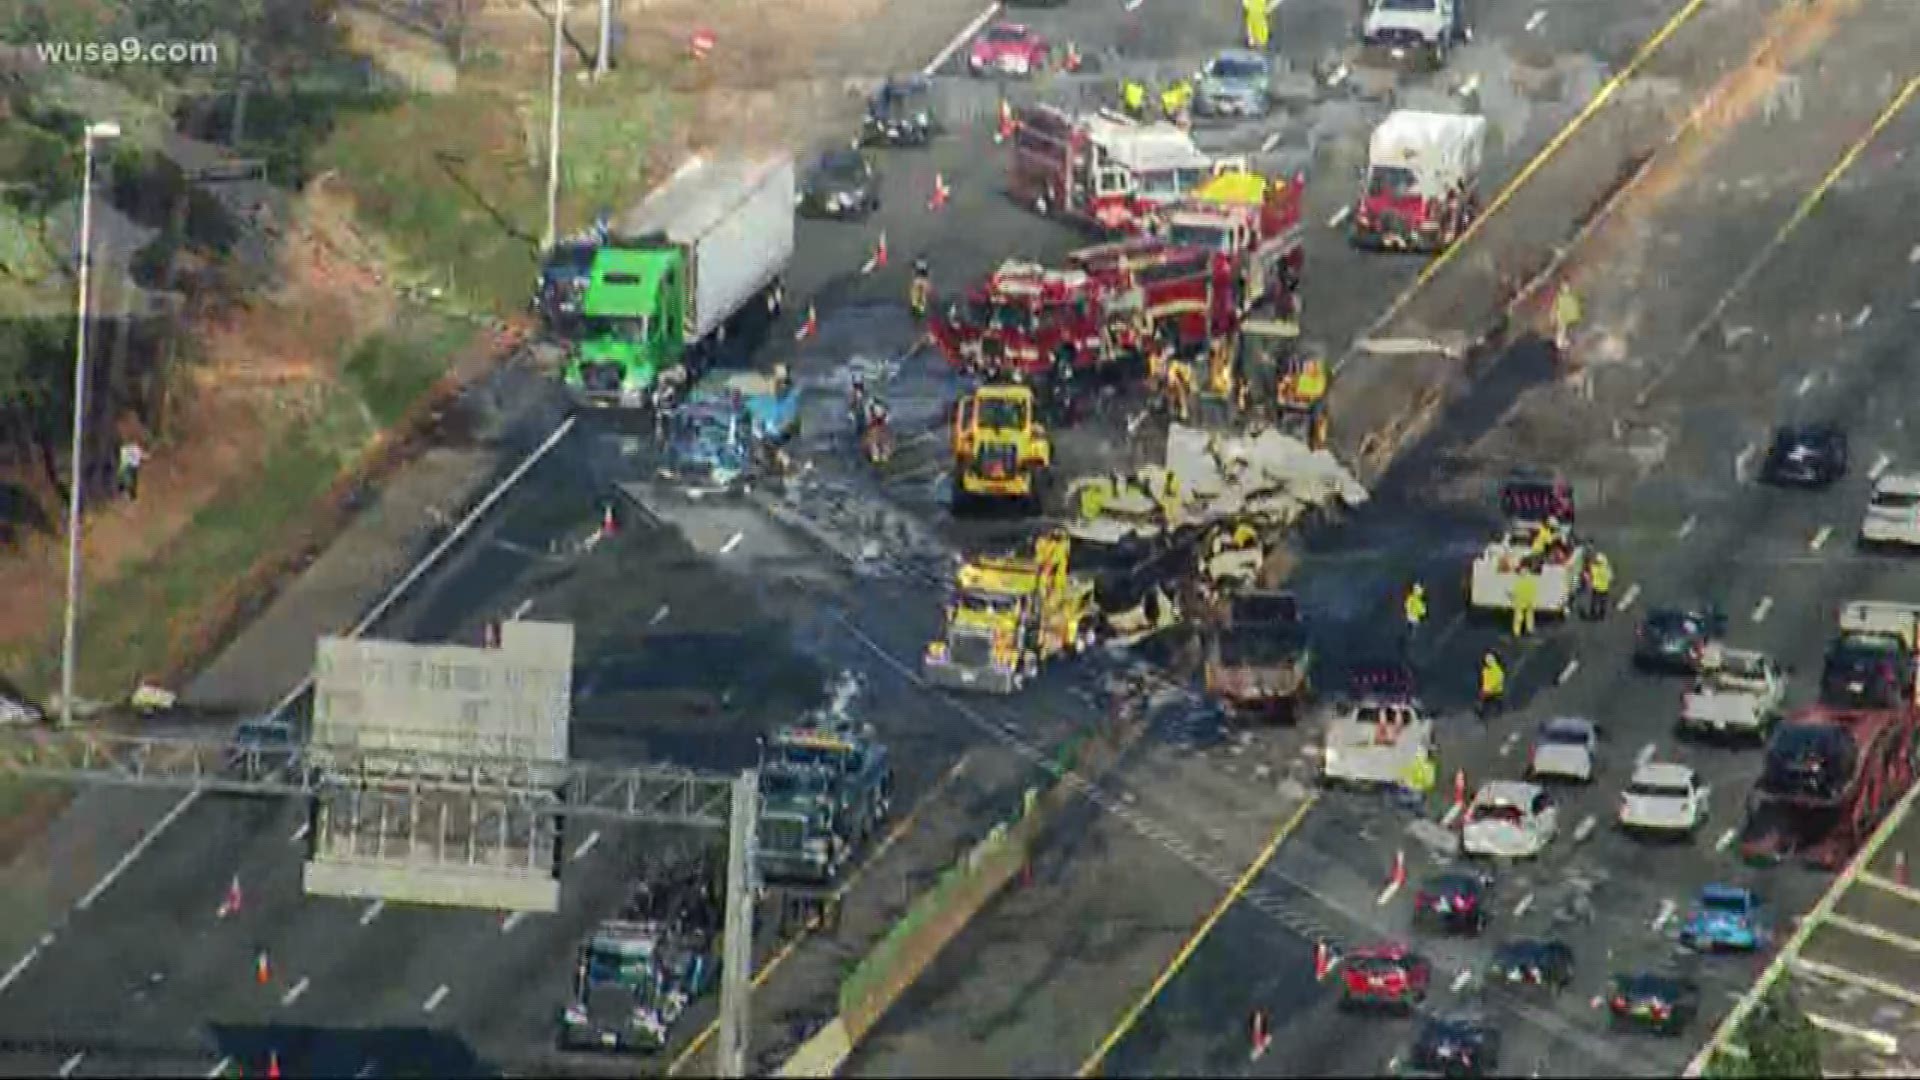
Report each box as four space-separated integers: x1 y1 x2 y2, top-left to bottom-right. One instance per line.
1368 111 1487 188
1085 117 1211 174
616 154 791 244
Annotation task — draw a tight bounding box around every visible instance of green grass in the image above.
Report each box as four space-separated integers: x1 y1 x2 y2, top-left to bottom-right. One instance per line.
343 319 468 428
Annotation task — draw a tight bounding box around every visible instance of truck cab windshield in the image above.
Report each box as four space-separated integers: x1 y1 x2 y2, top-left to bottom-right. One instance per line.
1367 165 1417 198
958 589 1021 617
977 397 1027 430
582 315 649 341
761 768 831 801
1167 222 1232 252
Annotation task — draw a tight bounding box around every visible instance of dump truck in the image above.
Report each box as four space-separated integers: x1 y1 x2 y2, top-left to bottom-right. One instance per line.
566 154 795 408
756 716 893 886
1203 590 1313 720
951 382 1053 512
559 861 719 1053
923 532 1098 693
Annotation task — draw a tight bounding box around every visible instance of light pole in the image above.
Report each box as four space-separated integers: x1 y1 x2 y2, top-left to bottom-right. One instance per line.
61 119 120 728
541 0 566 251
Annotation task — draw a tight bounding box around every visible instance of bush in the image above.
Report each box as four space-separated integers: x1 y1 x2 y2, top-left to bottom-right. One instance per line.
1708 988 1823 1079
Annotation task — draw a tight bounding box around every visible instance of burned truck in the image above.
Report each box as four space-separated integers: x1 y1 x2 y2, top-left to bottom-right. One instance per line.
1202 590 1312 721
756 717 893 886
559 859 720 1053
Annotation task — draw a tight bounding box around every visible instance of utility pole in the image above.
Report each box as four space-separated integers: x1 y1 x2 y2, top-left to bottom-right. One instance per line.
61 120 119 729
541 0 566 251
717 770 759 1078
595 0 613 78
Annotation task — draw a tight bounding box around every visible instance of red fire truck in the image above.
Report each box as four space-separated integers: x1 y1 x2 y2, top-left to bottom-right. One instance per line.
1008 105 1214 234
1066 239 1235 353
930 260 1118 380
1154 164 1307 319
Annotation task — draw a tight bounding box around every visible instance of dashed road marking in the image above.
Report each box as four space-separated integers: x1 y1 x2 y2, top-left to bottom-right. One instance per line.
1442 803 1462 827
571 830 602 861
291 822 309 844
206 1058 232 1079
1636 742 1658 766
1328 206 1351 229
1619 583 1640 612
0 944 41 994
1558 658 1580 684
920 2 1003 76
1573 814 1597 843
509 597 534 620
649 604 671 626
1717 827 1738 852
1514 893 1535 918
359 900 385 926
1810 525 1833 551
1452 968 1473 992
1525 9 1547 31
1499 733 1521 757
282 975 311 1007
59 1053 83 1077
1735 444 1757 481
1871 453 1891 480
1260 131 1281 153
1653 898 1677 930
423 984 450 1013
719 531 745 555
1457 73 1481 98
1676 515 1697 539
501 911 526 934
1751 597 1773 623
1795 373 1816 397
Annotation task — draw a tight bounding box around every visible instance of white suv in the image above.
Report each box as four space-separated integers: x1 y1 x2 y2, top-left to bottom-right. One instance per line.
1618 762 1710 838
1861 472 1920 548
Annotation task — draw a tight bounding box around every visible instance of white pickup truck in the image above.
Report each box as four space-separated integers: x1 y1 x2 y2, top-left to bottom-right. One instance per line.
1468 525 1589 615
1322 699 1434 787
1678 648 1786 742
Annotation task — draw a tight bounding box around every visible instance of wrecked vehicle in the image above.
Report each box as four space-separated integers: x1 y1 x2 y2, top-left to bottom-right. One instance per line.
798 147 882 220
861 76 941 147
1203 590 1312 720
658 372 800 494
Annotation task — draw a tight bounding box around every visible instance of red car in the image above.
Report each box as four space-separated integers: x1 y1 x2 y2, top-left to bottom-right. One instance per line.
1339 944 1432 1011
968 22 1049 77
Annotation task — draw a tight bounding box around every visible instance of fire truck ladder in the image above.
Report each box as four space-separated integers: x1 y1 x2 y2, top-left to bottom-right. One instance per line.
0 726 762 1077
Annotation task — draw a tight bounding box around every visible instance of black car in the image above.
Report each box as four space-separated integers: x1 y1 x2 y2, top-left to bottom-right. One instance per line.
1820 631 1910 708
1633 606 1727 673
798 148 882 219
861 76 941 147
1413 871 1492 935
1607 971 1700 1034
1404 1016 1501 1078
1487 938 1573 993
534 239 599 330
1762 422 1848 487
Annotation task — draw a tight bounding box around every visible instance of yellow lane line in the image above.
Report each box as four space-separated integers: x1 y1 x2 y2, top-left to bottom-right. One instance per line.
1074 793 1320 1078
1334 0 1714 374
666 752 974 1076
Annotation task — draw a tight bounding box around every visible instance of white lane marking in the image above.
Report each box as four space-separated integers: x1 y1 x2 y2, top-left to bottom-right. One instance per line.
1573 814 1597 843
501 911 526 934
359 899 385 926
1558 658 1580 685
1810 525 1833 551
8 417 584 990
1326 63 1350 87
206 1058 232 1079
356 1061 378 1079
1457 73 1481 98
1514 893 1535 918
1499 732 1520 757
1260 131 1281 153
1636 742 1658 767
1266 0 1286 10
1328 206 1351 229
1717 827 1738 852
281 975 312 1007
1452 968 1473 992
1124 0 1146 9
649 603 671 626
1525 9 1547 31
1653 898 1677 930
424 984 450 1013
1676 515 1697 539
1618 583 1640 612
1871 453 1891 479
921 2 1002 76
509 597 534 620
1376 878 1402 906
291 821 310 844
1387 1057 1402 1073
0 945 41 994
1795 373 1816 397
59 1053 84 1077
1751 597 1774 623
1442 803 1463 827
1735 443 1756 481
571 830 602 861
1852 304 1873 329
719 531 745 555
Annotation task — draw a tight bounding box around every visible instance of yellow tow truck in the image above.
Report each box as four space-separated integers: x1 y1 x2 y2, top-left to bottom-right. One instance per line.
951 383 1052 512
923 531 1097 693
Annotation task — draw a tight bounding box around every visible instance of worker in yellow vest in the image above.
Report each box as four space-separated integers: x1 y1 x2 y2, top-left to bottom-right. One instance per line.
1403 581 1427 655
1511 572 1538 638
1244 0 1271 50
1294 357 1327 402
1165 356 1196 422
1584 551 1614 621
1478 651 1506 721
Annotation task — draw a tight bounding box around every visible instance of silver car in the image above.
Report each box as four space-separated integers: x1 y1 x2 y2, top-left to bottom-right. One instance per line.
1528 716 1599 784
1194 49 1274 120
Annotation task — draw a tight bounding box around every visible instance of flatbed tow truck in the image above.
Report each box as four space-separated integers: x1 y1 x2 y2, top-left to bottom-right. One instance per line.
923 531 1098 693
1467 471 1588 619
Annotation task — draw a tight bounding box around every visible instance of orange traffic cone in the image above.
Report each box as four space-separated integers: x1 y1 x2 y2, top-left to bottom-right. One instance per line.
1377 850 1406 905
266 1050 281 1080
1313 939 1336 981
601 502 618 538
1249 1007 1272 1061
218 874 243 920
255 949 271 985
995 99 1014 143
1453 769 1467 811
794 303 818 342
689 28 716 60
862 232 889 274
927 173 951 212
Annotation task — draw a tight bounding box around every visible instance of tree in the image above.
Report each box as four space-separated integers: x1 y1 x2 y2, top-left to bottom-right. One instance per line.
1707 987 1823 1079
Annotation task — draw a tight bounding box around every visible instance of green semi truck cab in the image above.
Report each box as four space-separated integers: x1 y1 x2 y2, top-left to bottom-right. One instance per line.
567 242 688 405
